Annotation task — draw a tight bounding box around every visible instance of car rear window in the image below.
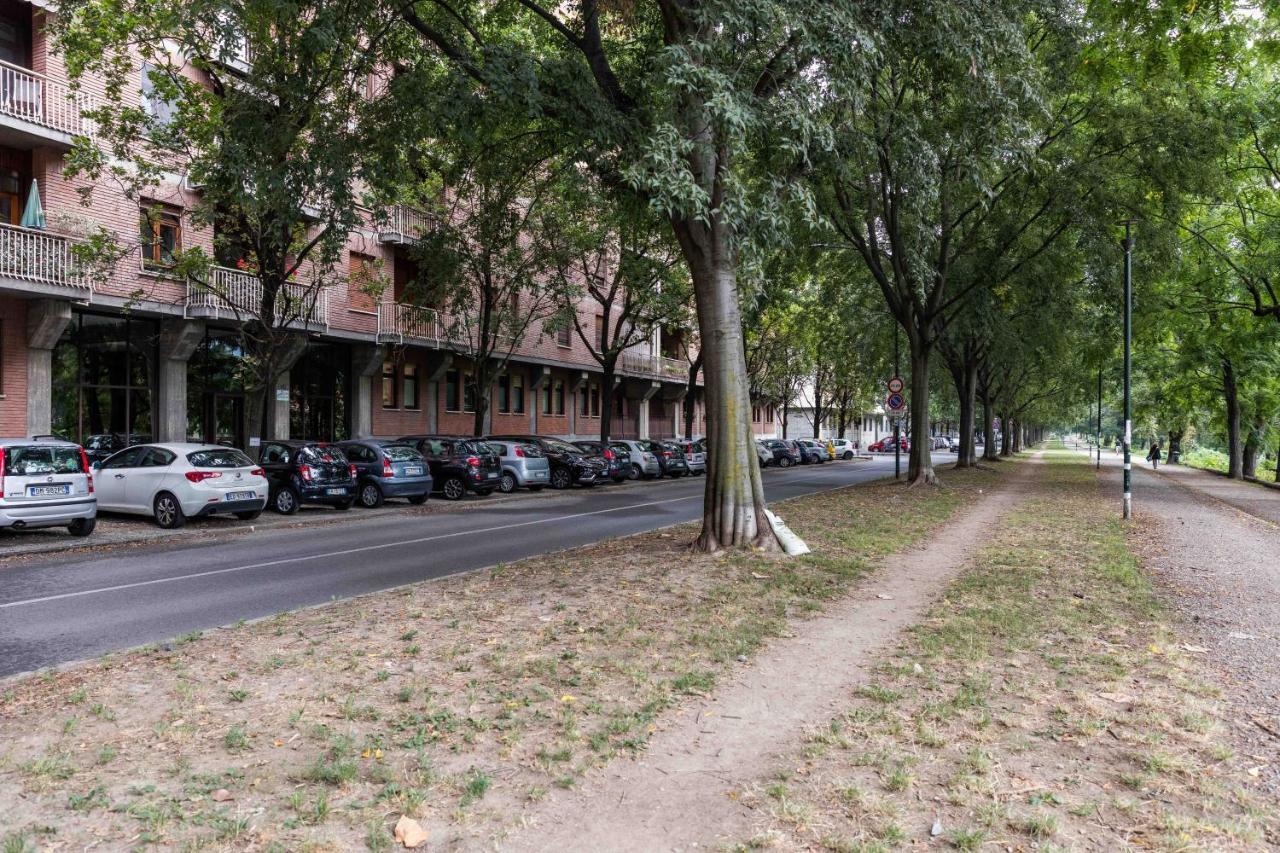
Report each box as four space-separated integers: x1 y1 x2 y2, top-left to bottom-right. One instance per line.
383 445 422 462
2 446 83 476
543 439 582 454
610 443 630 454
299 445 349 465
187 448 254 468
455 440 488 456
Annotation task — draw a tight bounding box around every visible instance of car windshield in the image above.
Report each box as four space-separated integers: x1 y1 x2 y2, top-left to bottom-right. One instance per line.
186 448 254 468
543 439 583 454
382 445 422 462
299 445 348 465
610 443 630 454
3 445 83 476
455 440 490 456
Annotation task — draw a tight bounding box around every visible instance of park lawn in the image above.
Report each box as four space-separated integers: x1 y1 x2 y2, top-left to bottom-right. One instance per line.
0 463 999 852
741 450 1275 851
1183 445 1278 480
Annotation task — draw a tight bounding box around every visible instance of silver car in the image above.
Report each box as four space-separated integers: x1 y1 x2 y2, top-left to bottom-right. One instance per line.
612 439 662 480
0 436 97 536
485 441 551 493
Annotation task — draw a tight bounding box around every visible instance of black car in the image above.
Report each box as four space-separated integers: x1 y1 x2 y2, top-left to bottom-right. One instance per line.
83 432 151 464
258 440 357 514
398 435 502 500
487 435 603 490
646 440 690 478
336 439 434 508
760 438 800 468
572 440 627 483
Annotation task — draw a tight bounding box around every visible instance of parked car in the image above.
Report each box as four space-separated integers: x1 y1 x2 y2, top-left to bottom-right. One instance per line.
612 439 662 480
829 438 857 460
485 440 551 493
676 438 707 475
336 440 433 508
794 438 829 464
645 440 690 478
0 436 97 536
399 435 502 500
487 435 602 489
759 438 800 468
93 443 268 528
259 440 357 514
930 435 951 450
82 432 151 464
755 440 776 468
868 437 911 453
573 440 628 483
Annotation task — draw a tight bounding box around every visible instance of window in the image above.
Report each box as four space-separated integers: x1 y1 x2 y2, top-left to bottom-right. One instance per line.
580 383 590 417
498 374 511 414
445 369 461 412
752 405 761 422
140 62 177 127
260 444 290 465
463 372 476 413
139 447 176 467
349 252 377 313
140 205 181 269
591 384 601 417
0 170 22 225
615 393 624 417
381 360 397 408
402 363 419 409
556 326 571 348
0 319 4 395
553 380 565 415
542 380 552 415
511 372 525 414
595 314 606 351
766 405 775 421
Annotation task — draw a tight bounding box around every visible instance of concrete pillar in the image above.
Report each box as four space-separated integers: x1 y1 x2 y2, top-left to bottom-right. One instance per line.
529 366 551 433
269 335 310 441
568 370 589 438
25 300 72 436
636 381 660 440
157 319 205 443
424 353 453 435
351 343 387 439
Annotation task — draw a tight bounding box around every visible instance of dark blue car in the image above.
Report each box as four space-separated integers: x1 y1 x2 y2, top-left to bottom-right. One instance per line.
336 440 433 508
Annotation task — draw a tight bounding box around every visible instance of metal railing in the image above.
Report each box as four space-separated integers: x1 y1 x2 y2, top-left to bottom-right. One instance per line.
186 265 327 327
379 205 430 242
0 59 101 137
0 222 93 297
621 352 692 381
377 301 441 343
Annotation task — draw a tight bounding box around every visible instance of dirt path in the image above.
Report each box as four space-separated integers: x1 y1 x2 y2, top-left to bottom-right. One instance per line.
502 458 1040 852
1121 460 1280 798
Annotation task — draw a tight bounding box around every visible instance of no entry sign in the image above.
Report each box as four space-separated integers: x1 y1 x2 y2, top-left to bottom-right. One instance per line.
887 376 904 394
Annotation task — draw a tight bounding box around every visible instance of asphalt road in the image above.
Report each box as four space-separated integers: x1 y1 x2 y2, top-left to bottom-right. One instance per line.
0 454 924 678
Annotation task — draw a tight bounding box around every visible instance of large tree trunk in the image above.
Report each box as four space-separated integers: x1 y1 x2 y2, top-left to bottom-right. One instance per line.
600 360 617 445
1243 405 1264 479
951 358 977 468
673 219 777 553
811 375 823 439
1168 429 1182 464
981 396 998 461
1223 358 1242 479
1000 413 1013 456
781 400 789 439
907 345 937 484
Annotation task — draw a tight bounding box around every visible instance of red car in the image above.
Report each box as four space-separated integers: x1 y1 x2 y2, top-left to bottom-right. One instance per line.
868 437 910 453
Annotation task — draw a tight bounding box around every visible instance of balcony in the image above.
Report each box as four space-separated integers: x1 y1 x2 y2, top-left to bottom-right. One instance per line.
0 60 101 148
376 205 430 245
184 265 327 329
0 222 93 300
621 352 691 382
377 300 442 344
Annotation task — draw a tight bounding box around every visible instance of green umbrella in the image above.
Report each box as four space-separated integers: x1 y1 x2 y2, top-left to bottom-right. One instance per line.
19 179 45 229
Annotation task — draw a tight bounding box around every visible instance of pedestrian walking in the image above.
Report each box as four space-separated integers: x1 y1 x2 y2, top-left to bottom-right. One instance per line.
1146 440 1162 470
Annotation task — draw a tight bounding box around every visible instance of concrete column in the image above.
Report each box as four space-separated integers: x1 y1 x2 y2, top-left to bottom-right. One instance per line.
568 370 589 438
25 300 72 436
157 319 205 443
268 335 310 441
351 343 388 439
424 353 453 435
636 381 660 440
529 366 551 433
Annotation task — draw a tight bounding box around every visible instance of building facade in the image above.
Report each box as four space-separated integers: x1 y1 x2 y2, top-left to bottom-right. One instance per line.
0 3 778 448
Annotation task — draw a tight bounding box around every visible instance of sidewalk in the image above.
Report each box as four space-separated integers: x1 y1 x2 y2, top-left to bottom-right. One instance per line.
1146 460 1280 525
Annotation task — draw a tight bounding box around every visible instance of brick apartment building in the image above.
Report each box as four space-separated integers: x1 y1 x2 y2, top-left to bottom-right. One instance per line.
0 1 778 450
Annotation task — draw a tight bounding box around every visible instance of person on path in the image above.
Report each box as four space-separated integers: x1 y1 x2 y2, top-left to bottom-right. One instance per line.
1146 440 1162 470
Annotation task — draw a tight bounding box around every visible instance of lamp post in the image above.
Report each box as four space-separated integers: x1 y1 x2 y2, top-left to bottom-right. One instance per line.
1121 221 1135 519
1096 367 1102 470
893 324 901 480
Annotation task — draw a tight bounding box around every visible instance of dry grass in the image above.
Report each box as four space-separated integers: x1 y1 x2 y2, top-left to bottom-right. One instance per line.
743 450 1277 852
0 466 999 851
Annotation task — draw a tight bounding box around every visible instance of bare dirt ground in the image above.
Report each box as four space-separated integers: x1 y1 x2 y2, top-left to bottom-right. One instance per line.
503 459 1038 852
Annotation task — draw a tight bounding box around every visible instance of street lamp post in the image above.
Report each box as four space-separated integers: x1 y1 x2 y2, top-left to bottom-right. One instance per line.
1096 367 1102 470
1121 221 1135 519
893 325 901 481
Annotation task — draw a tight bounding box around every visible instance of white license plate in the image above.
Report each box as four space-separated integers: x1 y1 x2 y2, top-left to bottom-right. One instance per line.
533 471 547 479
404 466 423 476
326 487 347 495
485 472 498 479
28 484 70 497
226 490 256 501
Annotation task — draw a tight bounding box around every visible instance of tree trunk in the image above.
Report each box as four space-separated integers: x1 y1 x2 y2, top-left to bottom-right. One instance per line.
781 400 789 439
600 360 617 445
951 359 977 469
1000 414 1012 456
1223 358 1242 479
811 376 823 439
1168 429 1182 464
907 345 937 484
1243 405 1264 479
981 396 998 461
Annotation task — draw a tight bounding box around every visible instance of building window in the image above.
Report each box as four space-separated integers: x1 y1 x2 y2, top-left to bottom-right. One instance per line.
752 405 761 423
595 314 605 351
445 369 460 412
381 360 396 408
766 405 774 421
50 313 159 447
498 374 511 414
140 62 177 127
615 393 624 417
590 384 600 417
0 170 23 225
140 205 181 270
463 372 476 413
349 252 377 312
402 363 419 409
580 383 590 417
511 372 525 414
542 380 552 415
556 326 571 348
554 380 565 415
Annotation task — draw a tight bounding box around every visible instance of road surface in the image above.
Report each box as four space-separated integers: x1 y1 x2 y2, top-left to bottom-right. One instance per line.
0 454 928 678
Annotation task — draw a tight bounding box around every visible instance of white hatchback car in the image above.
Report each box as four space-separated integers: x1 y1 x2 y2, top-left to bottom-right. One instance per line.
93 443 268 529
829 438 857 460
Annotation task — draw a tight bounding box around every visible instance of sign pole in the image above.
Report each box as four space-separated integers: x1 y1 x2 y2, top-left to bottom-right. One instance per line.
893 326 901 481
1121 221 1135 519
1096 367 1102 470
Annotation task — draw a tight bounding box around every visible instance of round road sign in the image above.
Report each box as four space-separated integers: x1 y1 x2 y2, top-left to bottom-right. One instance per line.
886 392 906 412
887 376 905 394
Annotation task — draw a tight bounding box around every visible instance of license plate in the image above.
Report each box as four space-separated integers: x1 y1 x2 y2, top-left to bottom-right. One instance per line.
226 490 256 501
404 466 422 476
485 472 498 479
28 484 70 497
326 487 347 495
533 471 547 479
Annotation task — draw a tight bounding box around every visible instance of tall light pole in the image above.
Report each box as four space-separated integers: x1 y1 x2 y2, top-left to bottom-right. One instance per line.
1121 221 1135 519
893 324 901 480
1096 367 1102 470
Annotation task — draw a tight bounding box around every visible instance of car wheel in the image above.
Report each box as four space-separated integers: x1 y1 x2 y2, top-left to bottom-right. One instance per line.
234 509 262 521
273 487 299 515
333 498 354 511
153 492 186 529
779 457 792 468
408 494 429 505
442 476 467 500
67 517 96 537
550 467 572 490
359 482 384 508
628 464 642 481
843 451 854 460
499 472 518 493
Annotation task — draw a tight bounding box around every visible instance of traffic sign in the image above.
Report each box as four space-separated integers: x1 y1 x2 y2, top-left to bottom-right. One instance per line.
886 392 906 412
887 376 904 394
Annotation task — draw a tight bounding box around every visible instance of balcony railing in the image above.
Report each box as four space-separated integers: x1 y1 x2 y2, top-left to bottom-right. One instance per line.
185 265 327 327
377 205 430 243
0 59 101 138
0 222 93 297
621 352 691 381
377 301 441 343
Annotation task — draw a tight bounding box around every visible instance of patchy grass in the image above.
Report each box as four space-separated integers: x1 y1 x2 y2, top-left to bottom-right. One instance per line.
0 465 998 850
744 451 1276 851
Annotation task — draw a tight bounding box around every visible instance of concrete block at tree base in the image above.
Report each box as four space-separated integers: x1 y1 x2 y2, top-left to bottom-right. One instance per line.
765 509 810 556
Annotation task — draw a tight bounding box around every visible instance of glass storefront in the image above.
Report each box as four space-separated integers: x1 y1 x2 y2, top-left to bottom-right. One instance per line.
51 312 159 451
187 329 246 448
290 342 350 441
